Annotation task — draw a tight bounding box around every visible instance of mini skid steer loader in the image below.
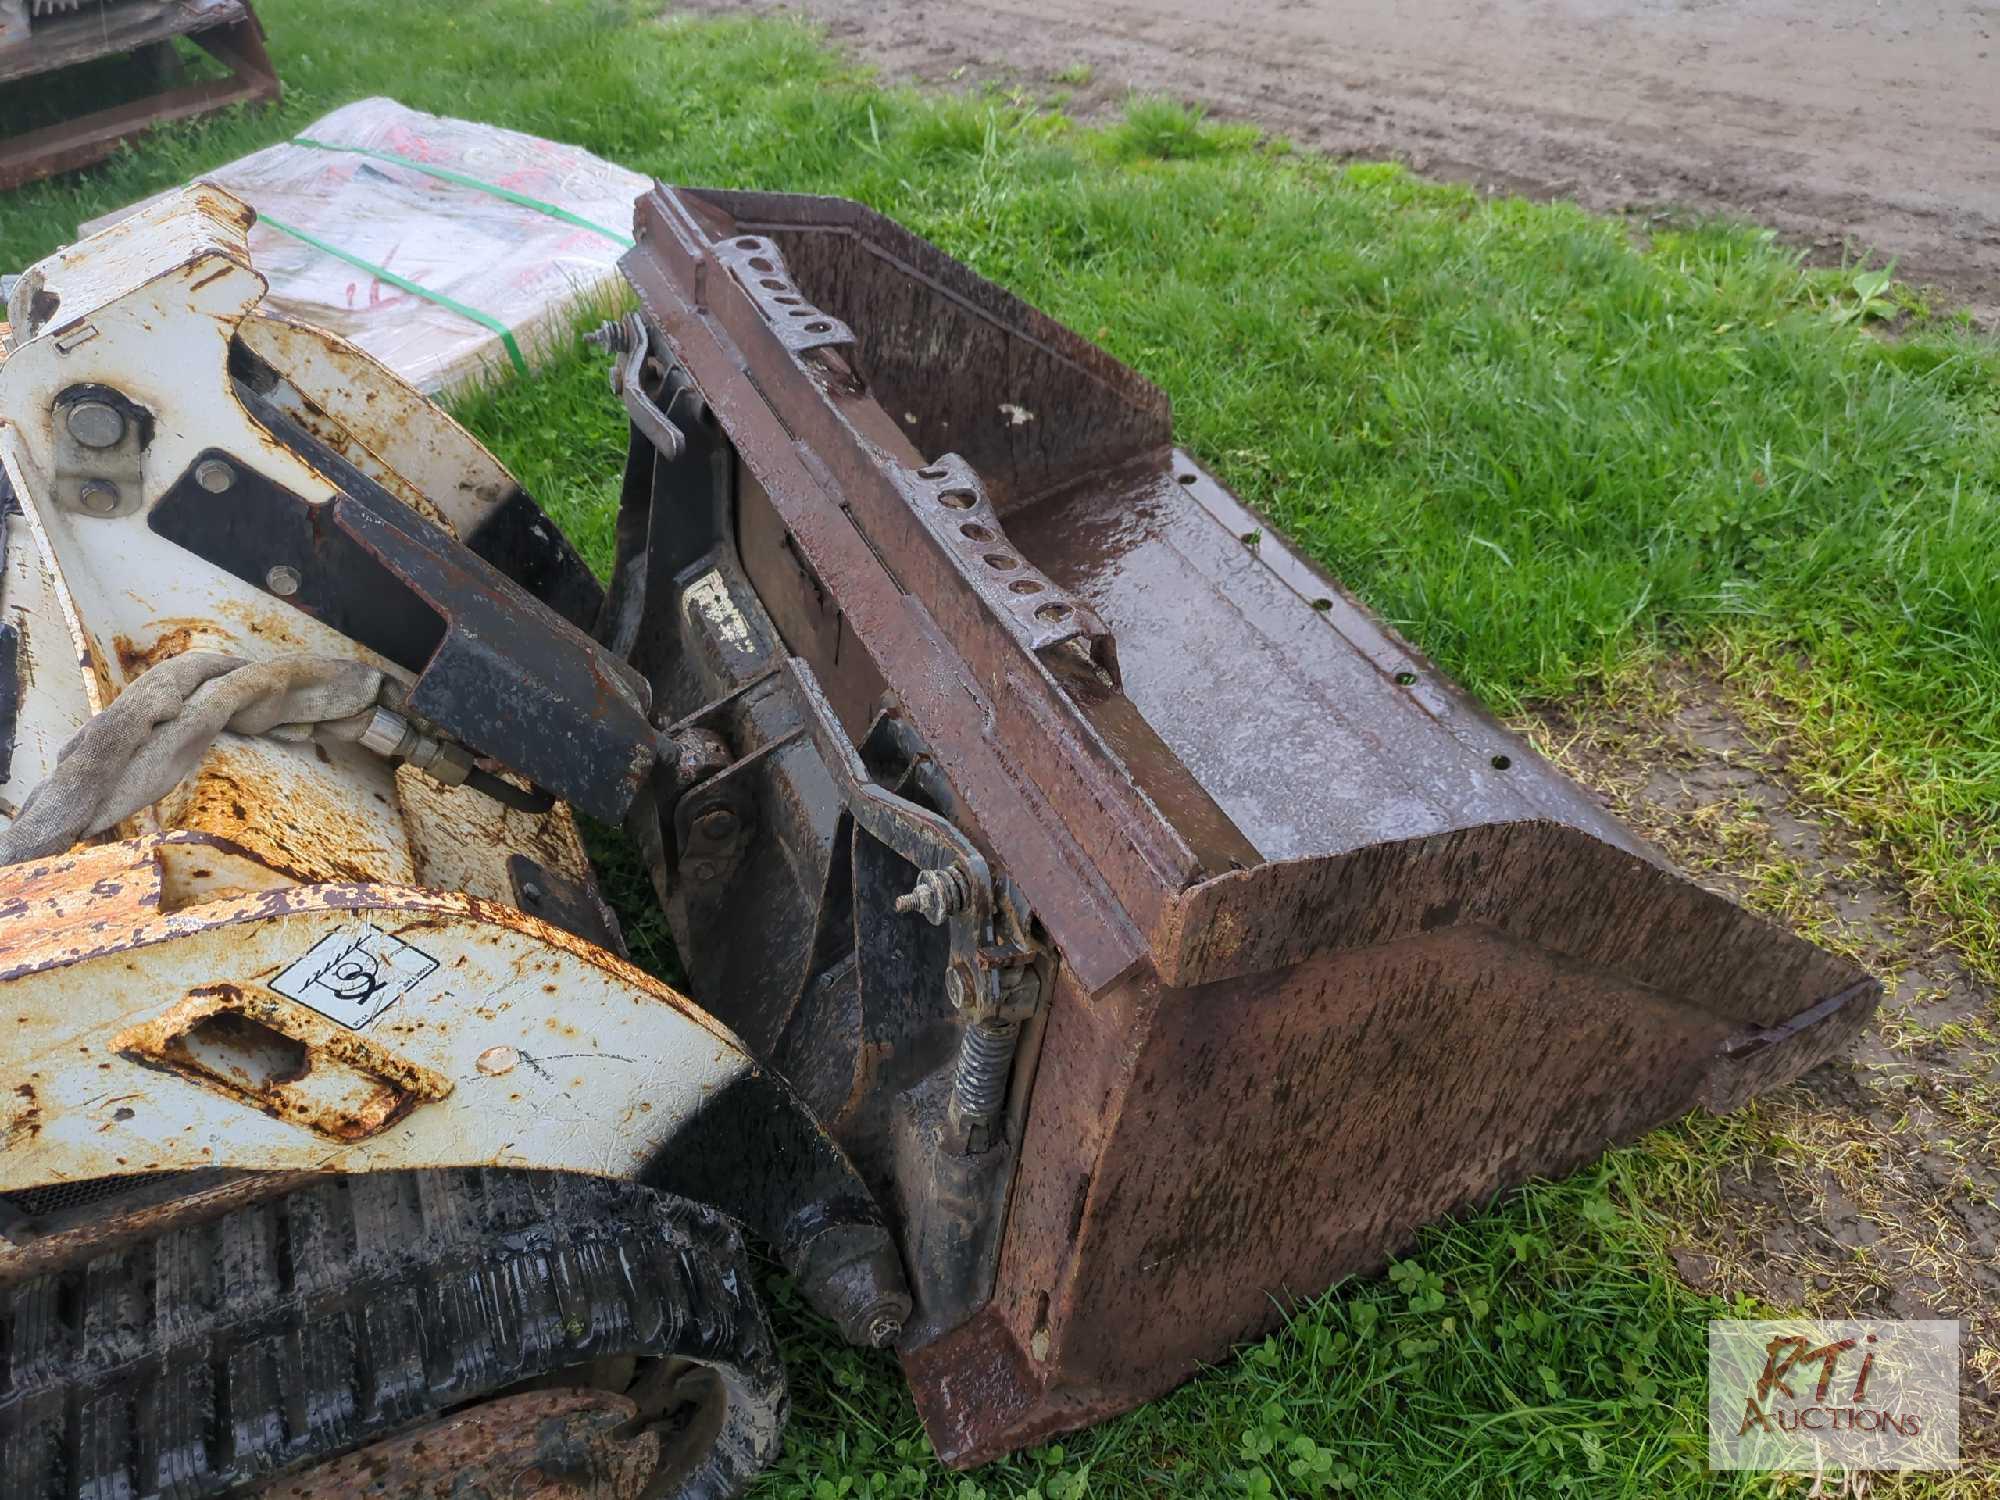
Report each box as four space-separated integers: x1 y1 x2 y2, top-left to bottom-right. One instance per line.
0 185 1875 1497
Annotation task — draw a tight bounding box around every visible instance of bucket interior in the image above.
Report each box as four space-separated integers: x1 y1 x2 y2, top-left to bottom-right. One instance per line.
727 195 1638 870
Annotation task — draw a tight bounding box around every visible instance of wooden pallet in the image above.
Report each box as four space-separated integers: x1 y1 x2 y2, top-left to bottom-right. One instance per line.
0 0 280 192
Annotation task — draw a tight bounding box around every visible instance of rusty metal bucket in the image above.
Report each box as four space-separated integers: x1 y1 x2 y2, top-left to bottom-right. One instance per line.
614 187 1876 1466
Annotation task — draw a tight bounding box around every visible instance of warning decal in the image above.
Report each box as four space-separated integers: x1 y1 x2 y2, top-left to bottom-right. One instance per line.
269 923 440 1029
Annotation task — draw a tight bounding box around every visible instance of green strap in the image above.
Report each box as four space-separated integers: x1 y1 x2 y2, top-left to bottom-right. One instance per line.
290 135 635 249
256 212 528 377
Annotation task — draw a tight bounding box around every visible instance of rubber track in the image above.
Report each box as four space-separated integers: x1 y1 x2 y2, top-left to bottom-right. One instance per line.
0 1169 787 1500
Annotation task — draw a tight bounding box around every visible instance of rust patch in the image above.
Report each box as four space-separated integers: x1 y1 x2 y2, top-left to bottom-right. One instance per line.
4 1082 43 1148
396 763 594 903
112 983 451 1143
213 596 311 649
258 1389 658 1500
110 623 196 678
163 744 414 886
0 839 163 982
151 838 298 911
77 633 116 711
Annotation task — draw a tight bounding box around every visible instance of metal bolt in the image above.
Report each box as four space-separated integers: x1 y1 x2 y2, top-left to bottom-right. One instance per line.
265 564 301 596
894 866 969 926
693 805 739 841
77 480 120 515
65 400 125 450
194 458 235 493
864 1311 904 1348
519 882 544 906
586 317 636 355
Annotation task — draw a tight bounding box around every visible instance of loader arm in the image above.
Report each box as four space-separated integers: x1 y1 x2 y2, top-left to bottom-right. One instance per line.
0 189 913 1500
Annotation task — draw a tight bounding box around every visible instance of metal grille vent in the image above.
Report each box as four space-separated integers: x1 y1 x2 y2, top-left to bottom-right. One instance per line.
1 1171 196 1220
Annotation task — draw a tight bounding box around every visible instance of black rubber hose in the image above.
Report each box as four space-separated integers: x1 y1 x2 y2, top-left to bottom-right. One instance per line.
463 766 557 814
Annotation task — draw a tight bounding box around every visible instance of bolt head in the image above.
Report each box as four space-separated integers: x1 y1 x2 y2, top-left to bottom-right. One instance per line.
694 805 738 839
864 1312 903 1348
194 458 235 493
690 859 719 882
77 480 120 515
65 400 126 450
265 564 302 597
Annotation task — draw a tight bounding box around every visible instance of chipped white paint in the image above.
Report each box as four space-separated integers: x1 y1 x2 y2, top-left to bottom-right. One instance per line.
0 184 596 898
0 838 752 1186
0 490 89 822
0 196 750 1202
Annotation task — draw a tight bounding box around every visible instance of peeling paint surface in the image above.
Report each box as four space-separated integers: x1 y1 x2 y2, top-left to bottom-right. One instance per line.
0 835 752 1190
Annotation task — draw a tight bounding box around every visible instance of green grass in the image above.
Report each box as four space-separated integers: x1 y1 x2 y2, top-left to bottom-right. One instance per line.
5 2 1996 1492
755 1155 1744 1499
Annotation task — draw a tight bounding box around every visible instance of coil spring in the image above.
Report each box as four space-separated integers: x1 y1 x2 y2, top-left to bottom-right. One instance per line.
952 1017 1019 1125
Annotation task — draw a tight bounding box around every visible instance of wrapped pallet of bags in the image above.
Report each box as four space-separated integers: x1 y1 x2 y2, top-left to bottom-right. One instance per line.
80 98 649 395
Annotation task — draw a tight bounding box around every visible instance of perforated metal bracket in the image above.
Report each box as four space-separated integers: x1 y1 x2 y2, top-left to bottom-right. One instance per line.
712 232 856 355
893 454 1120 680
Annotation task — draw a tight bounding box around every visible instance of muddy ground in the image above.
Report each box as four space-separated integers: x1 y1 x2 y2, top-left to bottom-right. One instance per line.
1527 668 1998 1452
682 0 2000 325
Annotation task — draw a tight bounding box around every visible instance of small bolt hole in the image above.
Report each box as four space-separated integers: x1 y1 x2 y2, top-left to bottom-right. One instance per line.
983 552 1020 571
1009 578 1044 595
960 522 994 542
938 488 977 509
760 277 786 290
1176 472 1197 485
916 466 948 479
774 295 802 306
735 237 761 250
1394 670 1418 686
748 256 775 273
1311 597 1333 612
1490 754 1512 771
1035 602 1073 623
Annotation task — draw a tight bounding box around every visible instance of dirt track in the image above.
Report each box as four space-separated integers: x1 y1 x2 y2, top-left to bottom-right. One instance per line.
684 0 2000 322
